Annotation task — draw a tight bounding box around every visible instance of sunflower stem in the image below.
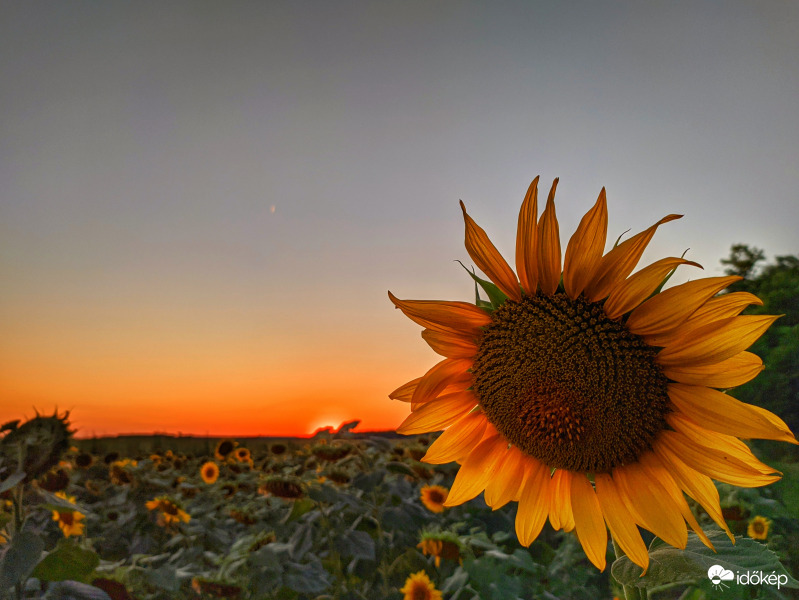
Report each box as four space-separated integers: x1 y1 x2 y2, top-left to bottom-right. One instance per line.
612 537 646 600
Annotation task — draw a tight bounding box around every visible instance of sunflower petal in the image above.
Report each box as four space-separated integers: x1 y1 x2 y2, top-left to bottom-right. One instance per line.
661 351 763 388
603 258 702 320
516 177 539 295
563 188 608 300
485 446 528 510
657 429 780 487
668 383 798 444
613 462 688 550
397 391 477 435
584 214 682 302
595 473 649 573
548 469 575 532
639 453 714 550
653 441 734 542
421 329 479 359
570 474 608 571
460 201 522 301
411 358 473 407
389 377 420 402
626 276 741 336
444 434 508 506
667 413 781 475
388 292 492 335
423 411 488 464
656 315 779 367
537 179 561 296
514 457 550 546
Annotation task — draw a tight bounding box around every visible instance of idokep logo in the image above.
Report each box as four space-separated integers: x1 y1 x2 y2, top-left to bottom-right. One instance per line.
708 565 734 591
707 564 790 591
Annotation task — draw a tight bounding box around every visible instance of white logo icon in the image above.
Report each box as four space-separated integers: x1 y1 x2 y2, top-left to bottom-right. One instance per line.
708 565 735 590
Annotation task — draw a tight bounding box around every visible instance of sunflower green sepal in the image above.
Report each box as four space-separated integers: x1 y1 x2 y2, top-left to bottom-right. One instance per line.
457 260 508 309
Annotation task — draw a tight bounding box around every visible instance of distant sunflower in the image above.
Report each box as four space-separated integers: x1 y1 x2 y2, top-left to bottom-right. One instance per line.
215 439 237 461
747 515 771 540
400 571 442 600
200 461 220 484
420 485 449 514
146 496 190 527
389 177 797 572
52 491 85 538
234 447 252 464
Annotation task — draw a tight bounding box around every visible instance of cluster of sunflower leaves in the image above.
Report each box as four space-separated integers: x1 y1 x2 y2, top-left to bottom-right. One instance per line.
0 415 798 600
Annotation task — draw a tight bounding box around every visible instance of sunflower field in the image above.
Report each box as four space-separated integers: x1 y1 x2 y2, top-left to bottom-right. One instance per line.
1 414 798 600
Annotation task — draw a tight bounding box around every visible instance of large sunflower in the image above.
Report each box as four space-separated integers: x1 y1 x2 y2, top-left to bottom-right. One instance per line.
389 177 797 572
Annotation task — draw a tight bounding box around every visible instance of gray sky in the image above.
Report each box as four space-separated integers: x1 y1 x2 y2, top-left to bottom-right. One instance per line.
1 1 797 435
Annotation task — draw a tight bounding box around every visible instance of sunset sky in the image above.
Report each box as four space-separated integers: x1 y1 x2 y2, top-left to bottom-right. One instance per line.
2 2 798 437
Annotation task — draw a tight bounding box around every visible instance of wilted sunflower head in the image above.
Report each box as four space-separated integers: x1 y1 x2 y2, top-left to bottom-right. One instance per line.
0 410 74 480
418 530 463 567
270 442 287 456
200 461 220 484
74 452 94 469
215 439 237 461
259 475 304 500
389 176 797 572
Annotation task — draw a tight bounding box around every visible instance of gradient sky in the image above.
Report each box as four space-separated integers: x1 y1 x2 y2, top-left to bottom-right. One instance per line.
1 1 798 437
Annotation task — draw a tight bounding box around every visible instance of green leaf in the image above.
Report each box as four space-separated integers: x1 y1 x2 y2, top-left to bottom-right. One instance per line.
385 461 416 477
334 530 375 561
0 471 26 493
284 497 315 522
32 539 100 583
612 530 799 590
0 530 45 590
42 580 111 600
457 260 507 309
36 488 92 516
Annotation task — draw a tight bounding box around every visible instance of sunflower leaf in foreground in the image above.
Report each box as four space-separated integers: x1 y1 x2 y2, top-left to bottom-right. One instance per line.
388 175 798 574
611 530 799 590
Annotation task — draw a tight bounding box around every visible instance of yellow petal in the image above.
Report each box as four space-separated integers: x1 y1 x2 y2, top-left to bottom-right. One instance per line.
626 276 741 336
667 413 780 474
638 453 714 551
444 434 508 506
388 292 492 336
423 411 488 464
570 473 608 571
411 358 473 407
514 457 550 546
595 473 649 573
563 188 608 300
584 214 682 302
516 177 539 295
547 469 574 532
603 258 702 320
537 179 561 296
396 391 477 435
653 441 734 542
421 329 479 359
668 383 797 444
661 351 763 388
484 446 528 510
613 462 688 550
656 315 779 367
389 377 421 402
656 429 780 487
460 201 522 301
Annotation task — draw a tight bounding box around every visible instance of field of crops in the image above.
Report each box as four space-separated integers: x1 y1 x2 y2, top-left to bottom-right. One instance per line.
1 416 798 600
